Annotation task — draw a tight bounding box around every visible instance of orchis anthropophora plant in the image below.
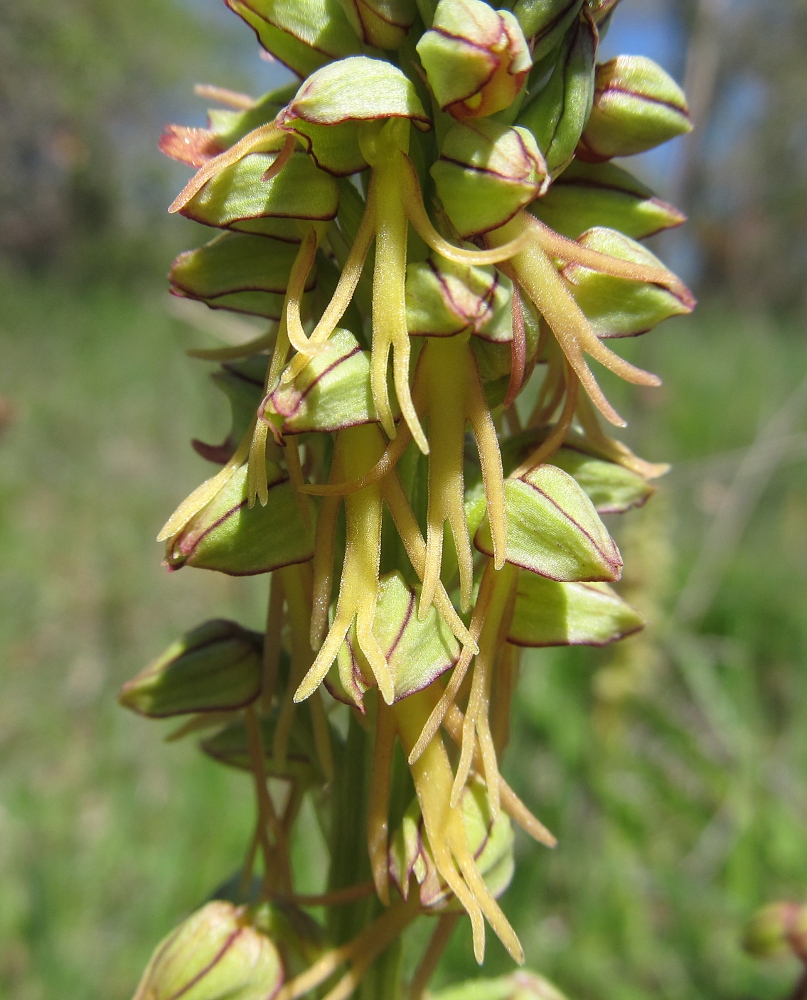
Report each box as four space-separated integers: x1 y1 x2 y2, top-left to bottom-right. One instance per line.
124 0 694 996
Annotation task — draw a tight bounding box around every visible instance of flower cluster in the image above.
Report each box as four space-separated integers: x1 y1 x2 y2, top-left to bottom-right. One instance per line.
124 0 693 996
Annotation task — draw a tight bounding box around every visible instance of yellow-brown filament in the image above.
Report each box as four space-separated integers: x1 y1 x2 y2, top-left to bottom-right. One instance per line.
465 357 507 570
490 643 517 755
530 216 692 301
368 695 397 904
451 562 518 816
401 157 533 266
284 881 376 907
193 83 256 109
513 367 579 478
262 132 296 182
157 423 254 541
408 564 495 765
504 284 527 409
168 123 286 213
301 424 411 497
576 391 671 479
282 186 377 383
277 897 420 1000
283 438 312 530
443 705 557 848
381 473 478 653
295 426 394 705
284 227 320 355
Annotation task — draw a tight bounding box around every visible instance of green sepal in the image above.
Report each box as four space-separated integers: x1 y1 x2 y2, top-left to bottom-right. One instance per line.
180 152 338 236
225 0 360 79
267 328 381 435
474 464 622 581
372 571 460 702
416 0 531 119
514 0 583 61
282 120 365 176
500 432 655 512
530 159 686 240
509 575 643 647
563 227 695 337
578 55 691 161
119 620 263 718
131 900 284 1000
405 257 512 339
199 707 324 786
431 120 547 238
517 14 596 176
165 463 314 576
430 970 570 1000
279 56 431 130
169 233 316 321
389 777 514 907
337 0 417 49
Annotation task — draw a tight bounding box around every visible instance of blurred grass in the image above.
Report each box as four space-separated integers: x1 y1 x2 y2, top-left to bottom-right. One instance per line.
1 276 806 1000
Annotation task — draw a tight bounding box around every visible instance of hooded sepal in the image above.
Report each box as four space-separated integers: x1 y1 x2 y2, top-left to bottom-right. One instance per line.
563 227 695 338
431 120 547 238
530 159 686 240
225 0 361 78
169 233 316 320
164 462 314 575
474 464 622 581
577 55 691 161
179 150 338 239
509 576 643 647
416 0 532 119
276 57 431 174
514 0 583 61
266 328 381 435
119 620 263 718
131 900 284 1000
405 257 512 340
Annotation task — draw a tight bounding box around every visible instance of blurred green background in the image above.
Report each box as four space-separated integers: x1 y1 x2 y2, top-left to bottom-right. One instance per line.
1 1 806 998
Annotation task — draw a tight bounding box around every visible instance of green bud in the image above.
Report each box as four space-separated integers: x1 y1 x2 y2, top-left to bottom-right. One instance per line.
132 900 283 1000
180 150 338 241
517 14 597 176
431 970 571 1000
119 620 263 718
200 703 324 785
165 463 314 576
225 0 360 79
416 0 531 120
431 120 547 238
743 902 807 960
405 257 511 339
563 227 695 338
474 464 622 581
530 159 686 240
577 56 691 161
266 328 380 435
509 576 643 647
513 0 582 61
389 777 514 907
170 233 316 321
337 0 417 49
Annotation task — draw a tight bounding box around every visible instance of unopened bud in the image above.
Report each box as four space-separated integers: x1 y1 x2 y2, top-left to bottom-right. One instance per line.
119 620 262 718
577 56 691 161
743 902 807 960
406 257 511 339
417 0 532 119
165 463 314 576
132 900 283 1000
337 0 417 49
432 120 547 238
